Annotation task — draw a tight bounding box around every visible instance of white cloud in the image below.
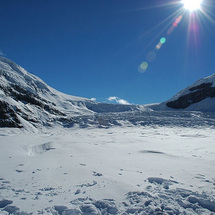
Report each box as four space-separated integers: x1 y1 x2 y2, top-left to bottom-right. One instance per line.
117 99 130 105
107 96 131 105
108 96 117 101
90 98 96 101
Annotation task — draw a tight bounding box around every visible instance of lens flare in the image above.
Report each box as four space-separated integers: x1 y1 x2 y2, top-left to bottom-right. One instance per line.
160 37 166 44
167 15 183 34
140 62 148 70
156 42 162 50
138 62 149 73
175 15 183 26
146 51 156 62
138 0 214 74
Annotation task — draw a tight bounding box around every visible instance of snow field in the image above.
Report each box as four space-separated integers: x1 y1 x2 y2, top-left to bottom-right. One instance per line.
0 126 215 214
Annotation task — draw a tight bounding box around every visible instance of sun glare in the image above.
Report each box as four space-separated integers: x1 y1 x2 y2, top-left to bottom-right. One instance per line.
182 0 203 12
138 0 214 73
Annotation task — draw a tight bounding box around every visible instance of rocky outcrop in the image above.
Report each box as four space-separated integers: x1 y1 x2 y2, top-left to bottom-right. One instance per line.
0 57 138 129
0 100 22 128
166 83 215 109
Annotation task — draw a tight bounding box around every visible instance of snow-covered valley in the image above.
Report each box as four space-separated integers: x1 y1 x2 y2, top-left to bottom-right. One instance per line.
0 119 215 214
1 57 215 214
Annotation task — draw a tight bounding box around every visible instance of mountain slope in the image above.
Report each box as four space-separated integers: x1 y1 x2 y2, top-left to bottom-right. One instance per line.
166 74 215 111
0 57 138 129
150 74 215 112
1 57 214 129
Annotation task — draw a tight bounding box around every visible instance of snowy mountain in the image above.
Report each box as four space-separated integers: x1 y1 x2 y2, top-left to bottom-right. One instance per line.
1 57 214 130
166 74 215 111
0 57 139 129
151 73 215 112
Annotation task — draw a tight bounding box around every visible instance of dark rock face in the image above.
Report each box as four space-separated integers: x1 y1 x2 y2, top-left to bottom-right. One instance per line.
0 81 67 128
0 83 64 116
0 100 22 128
166 83 215 109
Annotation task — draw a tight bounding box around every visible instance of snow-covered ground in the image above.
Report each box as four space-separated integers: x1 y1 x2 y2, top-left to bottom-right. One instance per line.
0 122 215 214
1 55 215 215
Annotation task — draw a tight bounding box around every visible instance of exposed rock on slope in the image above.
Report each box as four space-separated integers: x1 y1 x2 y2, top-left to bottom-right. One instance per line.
163 74 215 112
0 57 138 128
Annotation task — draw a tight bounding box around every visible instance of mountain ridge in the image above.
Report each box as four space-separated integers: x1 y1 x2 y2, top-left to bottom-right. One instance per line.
0 57 140 129
0 57 214 129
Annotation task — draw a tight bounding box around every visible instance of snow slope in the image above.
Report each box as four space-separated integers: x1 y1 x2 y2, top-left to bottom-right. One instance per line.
0 57 139 130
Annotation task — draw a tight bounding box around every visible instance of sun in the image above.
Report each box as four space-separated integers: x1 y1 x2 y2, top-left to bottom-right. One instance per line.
182 0 203 12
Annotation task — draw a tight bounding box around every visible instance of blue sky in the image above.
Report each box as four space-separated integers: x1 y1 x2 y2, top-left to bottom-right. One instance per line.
0 0 215 105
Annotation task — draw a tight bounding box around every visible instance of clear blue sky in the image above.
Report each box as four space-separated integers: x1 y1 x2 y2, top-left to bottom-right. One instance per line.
0 0 215 104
